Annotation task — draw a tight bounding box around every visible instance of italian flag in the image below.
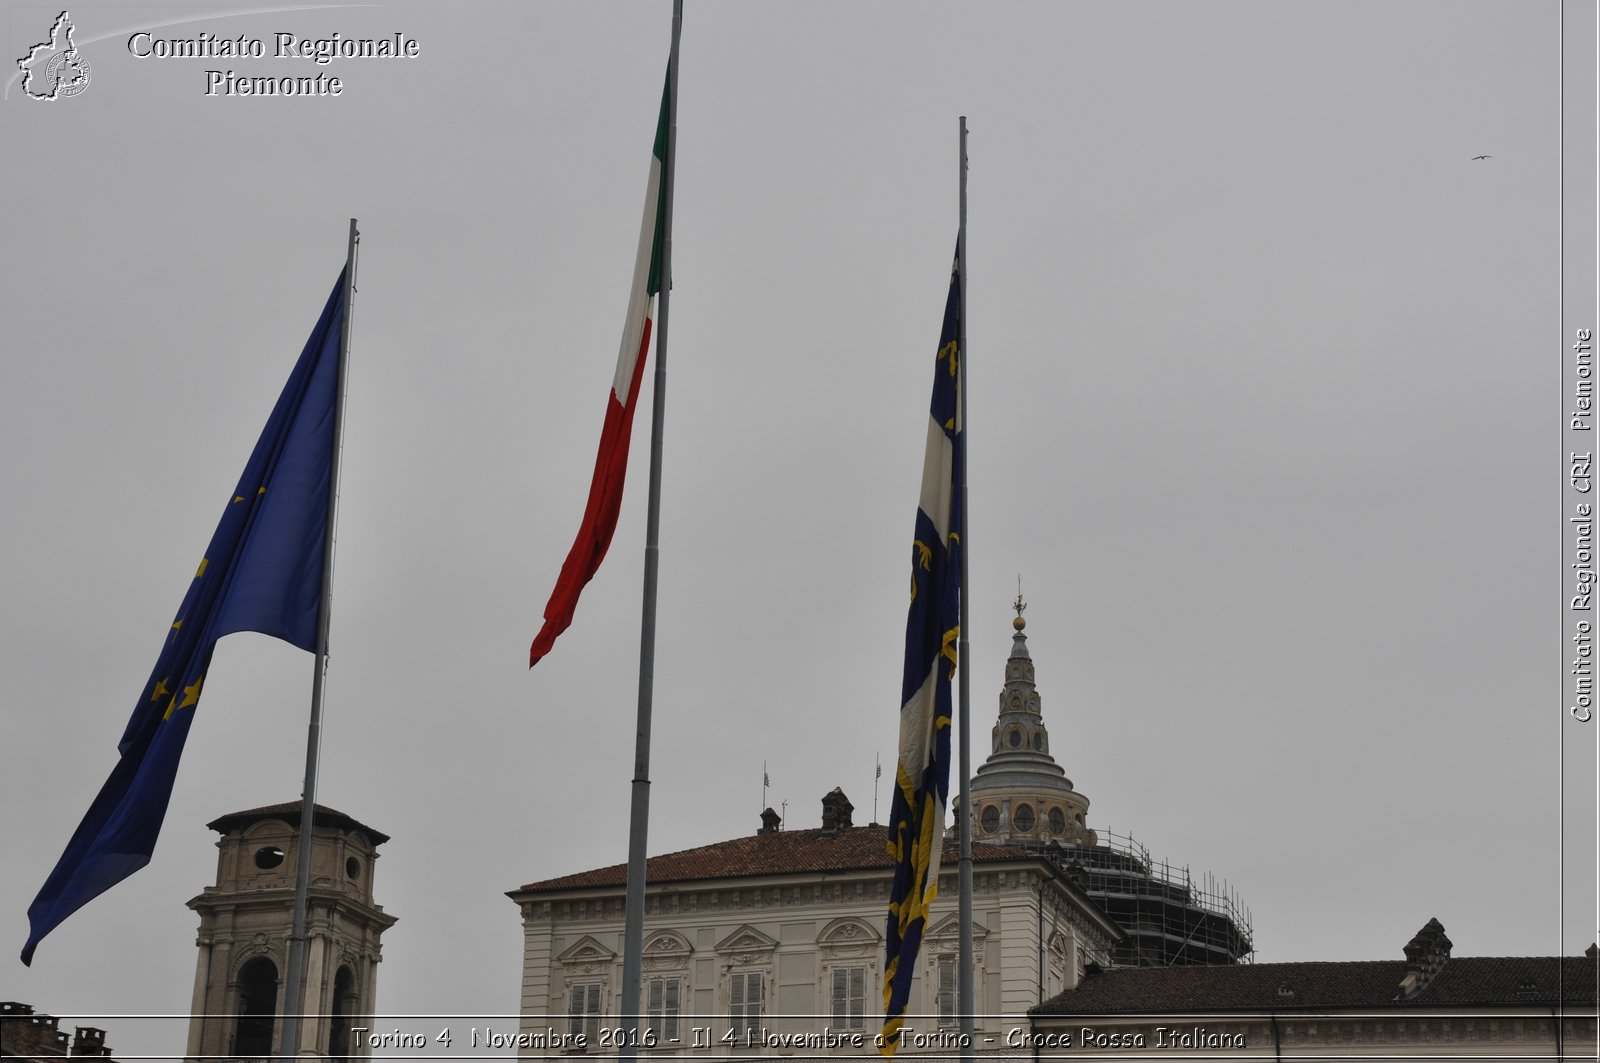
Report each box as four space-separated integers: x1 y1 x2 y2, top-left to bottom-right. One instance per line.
530 84 668 667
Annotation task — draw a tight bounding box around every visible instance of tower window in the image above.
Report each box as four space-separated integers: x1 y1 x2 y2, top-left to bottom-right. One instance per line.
253 846 284 870
980 805 999 833
1007 729 1022 749
329 965 356 1062
1013 804 1036 833
1048 808 1066 835
345 857 361 880
1032 733 1043 751
234 957 278 1057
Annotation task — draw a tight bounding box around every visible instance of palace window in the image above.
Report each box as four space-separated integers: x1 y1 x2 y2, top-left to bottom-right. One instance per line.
935 956 957 1027
729 971 763 1037
568 982 603 1042
647 976 681 1043
830 965 867 1030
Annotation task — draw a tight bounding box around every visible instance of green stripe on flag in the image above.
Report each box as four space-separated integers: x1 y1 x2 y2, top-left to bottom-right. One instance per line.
647 75 669 297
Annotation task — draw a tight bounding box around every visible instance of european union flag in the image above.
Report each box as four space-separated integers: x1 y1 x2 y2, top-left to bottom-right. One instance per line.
21 271 347 965
883 248 962 1049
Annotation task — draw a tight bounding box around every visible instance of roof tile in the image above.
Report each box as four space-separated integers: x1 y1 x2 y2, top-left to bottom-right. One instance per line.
515 828 1036 893
1033 955 1598 1014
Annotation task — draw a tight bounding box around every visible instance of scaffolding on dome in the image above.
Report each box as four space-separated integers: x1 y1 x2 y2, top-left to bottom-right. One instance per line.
1051 830 1253 968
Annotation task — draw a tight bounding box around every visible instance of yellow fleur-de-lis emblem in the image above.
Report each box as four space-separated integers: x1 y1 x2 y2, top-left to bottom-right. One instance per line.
909 540 933 603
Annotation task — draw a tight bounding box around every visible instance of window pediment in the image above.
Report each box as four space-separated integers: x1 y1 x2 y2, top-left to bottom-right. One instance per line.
818 917 881 957
715 924 778 969
643 930 692 971
557 934 617 969
925 914 987 951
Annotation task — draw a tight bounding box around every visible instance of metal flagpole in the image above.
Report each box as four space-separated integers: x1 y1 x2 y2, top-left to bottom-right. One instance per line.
619 3 681 1060
955 117 975 1061
279 218 359 1063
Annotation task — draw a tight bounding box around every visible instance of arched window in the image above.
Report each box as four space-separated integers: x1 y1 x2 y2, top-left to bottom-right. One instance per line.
234 957 278 1058
329 965 357 1061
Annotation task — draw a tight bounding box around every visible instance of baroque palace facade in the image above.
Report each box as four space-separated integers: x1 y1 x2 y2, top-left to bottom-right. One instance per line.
507 608 1598 1059
507 787 1120 1056
505 609 1241 1056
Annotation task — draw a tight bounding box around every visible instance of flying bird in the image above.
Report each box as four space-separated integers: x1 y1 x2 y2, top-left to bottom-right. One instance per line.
1471 154 1492 160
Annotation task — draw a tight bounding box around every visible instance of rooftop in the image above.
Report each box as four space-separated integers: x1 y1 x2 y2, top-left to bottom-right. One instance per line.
205 801 390 845
1034 952 1598 1014
514 826 1042 894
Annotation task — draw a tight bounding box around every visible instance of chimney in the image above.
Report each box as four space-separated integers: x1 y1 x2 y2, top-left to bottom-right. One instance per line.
820 788 854 834
757 807 782 836
0 1002 69 1057
1395 918 1452 1000
71 1026 110 1058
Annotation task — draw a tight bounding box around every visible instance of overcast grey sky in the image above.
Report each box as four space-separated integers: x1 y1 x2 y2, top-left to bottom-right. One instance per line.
3 1 1595 1058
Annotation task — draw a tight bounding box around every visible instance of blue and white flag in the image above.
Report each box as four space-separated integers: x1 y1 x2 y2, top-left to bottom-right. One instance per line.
882 248 962 1049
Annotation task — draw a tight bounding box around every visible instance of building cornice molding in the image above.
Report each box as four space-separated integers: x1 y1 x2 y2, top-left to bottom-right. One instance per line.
514 855 1108 929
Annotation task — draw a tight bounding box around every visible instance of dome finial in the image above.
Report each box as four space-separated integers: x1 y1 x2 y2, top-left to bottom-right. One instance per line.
1013 576 1027 631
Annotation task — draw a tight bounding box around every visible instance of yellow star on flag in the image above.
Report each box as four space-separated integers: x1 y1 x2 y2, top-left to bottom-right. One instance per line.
178 676 203 710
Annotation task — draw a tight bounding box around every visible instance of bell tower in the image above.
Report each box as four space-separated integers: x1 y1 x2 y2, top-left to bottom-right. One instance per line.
185 802 396 1061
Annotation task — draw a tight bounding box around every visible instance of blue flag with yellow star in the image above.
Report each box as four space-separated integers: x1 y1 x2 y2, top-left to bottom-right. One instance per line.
21 271 346 965
882 247 962 1051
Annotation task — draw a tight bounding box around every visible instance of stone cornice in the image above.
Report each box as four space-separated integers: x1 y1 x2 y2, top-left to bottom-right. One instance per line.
515 862 1106 935
188 886 396 928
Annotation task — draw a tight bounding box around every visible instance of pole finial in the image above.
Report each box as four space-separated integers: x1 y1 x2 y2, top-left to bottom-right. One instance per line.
1013 578 1026 631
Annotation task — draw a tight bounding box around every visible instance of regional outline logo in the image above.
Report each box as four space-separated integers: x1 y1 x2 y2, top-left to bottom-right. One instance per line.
18 11 91 100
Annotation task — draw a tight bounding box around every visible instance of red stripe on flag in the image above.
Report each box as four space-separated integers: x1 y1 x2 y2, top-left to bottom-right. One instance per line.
529 316 653 667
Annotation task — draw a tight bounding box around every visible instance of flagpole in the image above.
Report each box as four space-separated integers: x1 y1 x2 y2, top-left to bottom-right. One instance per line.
280 218 358 1063
619 4 680 1060
954 117 975 1061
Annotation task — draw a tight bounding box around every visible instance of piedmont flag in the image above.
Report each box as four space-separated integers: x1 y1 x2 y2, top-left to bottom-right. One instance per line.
22 271 346 965
882 248 962 1050
529 83 668 667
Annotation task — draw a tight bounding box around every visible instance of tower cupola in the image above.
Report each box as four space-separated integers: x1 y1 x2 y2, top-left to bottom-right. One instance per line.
966 593 1095 845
